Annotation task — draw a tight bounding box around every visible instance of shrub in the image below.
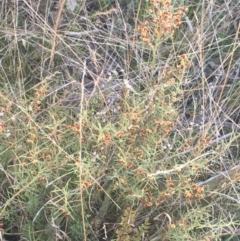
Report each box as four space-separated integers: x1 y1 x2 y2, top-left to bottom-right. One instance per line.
0 0 239 240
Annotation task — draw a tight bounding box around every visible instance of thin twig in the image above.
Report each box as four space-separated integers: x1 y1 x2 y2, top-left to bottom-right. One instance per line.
79 61 87 241
197 164 240 187
148 152 212 177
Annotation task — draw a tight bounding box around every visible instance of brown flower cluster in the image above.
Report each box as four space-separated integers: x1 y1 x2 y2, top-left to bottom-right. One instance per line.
32 84 48 112
138 0 188 47
184 184 205 199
